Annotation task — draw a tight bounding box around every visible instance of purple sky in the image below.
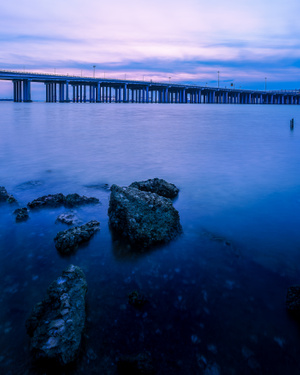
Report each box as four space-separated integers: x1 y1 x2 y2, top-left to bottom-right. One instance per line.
1 0 300 96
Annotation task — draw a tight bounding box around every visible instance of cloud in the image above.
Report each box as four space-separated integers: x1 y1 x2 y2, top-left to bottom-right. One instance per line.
1 0 300 90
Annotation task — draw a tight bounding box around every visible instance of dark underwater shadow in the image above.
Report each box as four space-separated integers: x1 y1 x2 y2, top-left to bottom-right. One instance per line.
109 228 182 262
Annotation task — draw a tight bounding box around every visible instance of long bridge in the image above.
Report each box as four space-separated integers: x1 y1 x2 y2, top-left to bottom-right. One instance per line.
0 70 299 104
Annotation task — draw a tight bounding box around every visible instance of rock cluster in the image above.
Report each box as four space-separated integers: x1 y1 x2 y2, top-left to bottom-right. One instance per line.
129 178 179 199
26 265 87 365
108 181 181 248
0 186 17 203
28 193 99 209
54 220 100 254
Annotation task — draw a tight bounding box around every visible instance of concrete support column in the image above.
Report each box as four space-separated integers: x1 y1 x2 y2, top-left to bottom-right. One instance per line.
145 86 149 103
123 84 127 103
66 81 69 102
45 83 48 102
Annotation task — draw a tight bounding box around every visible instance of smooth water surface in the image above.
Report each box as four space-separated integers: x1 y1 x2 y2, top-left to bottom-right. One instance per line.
0 102 300 374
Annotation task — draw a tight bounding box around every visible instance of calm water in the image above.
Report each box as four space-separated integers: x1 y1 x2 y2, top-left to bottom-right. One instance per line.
0 102 300 374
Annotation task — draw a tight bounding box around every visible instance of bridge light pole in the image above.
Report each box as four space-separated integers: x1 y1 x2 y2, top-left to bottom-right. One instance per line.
218 71 220 88
265 77 267 91
93 65 96 78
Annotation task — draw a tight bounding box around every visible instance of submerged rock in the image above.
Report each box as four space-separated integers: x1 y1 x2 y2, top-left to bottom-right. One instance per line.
28 193 65 208
128 290 148 308
56 211 81 226
108 185 182 248
26 265 87 365
129 178 179 199
16 180 44 190
286 286 300 315
64 193 99 207
117 352 155 374
0 186 17 203
84 183 110 191
14 207 29 222
28 193 99 209
54 220 100 254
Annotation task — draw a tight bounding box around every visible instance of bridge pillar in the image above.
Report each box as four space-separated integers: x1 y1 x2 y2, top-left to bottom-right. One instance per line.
22 80 31 102
165 88 168 103
123 84 127 102
13 80 23 102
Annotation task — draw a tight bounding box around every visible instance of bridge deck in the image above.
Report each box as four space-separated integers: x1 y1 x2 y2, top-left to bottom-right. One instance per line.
0 70 299 104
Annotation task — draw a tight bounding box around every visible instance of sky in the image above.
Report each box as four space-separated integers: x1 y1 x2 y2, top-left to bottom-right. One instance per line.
1 0 300 96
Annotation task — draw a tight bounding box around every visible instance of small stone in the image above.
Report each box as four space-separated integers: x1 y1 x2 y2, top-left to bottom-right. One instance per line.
204 362 221 375
242 346 254 359
191 334 201 344
274 337 285 348
56 211 81 225
117 352 155 375
286 286 300 314
128 290 148 308
14 207 29 222
0 186 17 203
207 344 218 354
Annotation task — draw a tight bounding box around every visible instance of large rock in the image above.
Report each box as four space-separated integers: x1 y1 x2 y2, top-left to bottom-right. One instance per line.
129 178 179 199
0 186 17 203
108 185 182 248
26 265 87 365
28 193 99 209
54 220 100 254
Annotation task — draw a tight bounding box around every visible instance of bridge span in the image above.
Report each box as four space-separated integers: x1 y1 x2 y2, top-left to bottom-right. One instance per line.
0 70 299 105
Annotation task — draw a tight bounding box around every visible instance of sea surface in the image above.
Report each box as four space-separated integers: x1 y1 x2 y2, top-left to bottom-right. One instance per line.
0 102 300 374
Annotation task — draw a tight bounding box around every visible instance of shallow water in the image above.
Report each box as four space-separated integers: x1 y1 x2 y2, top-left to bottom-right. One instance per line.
0 102 300 374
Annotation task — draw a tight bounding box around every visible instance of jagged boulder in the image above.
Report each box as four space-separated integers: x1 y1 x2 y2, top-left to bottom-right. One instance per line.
108 185 182 248
54 220 100 254
129 178 179 199
0 186 17 203
28 193 99 209
26 265 87 365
